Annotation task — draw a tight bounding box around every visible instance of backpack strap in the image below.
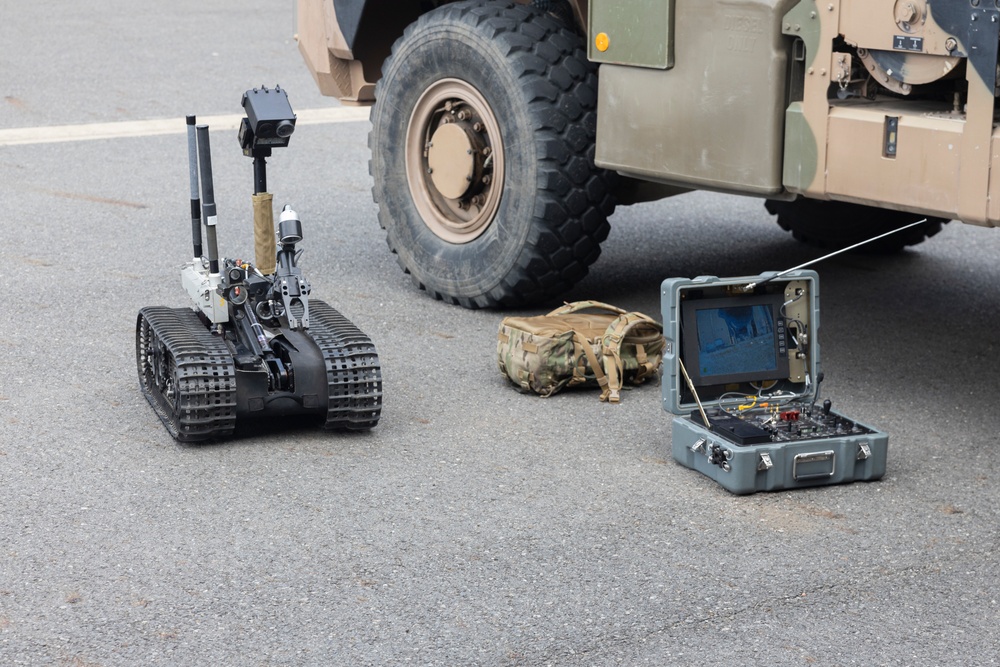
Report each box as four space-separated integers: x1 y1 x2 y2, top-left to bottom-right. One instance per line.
572 332 609 394
547 300 628 317
600 312 663 403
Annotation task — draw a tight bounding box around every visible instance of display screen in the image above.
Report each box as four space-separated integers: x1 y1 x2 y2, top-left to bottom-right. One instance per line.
695 304 777 378
681 294 788 387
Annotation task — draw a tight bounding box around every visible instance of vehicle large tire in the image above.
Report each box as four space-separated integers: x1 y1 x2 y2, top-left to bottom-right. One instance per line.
765 199 948 253
369 0 616 308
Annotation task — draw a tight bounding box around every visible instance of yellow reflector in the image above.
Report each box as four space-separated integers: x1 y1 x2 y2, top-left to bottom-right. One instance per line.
595 32 609 52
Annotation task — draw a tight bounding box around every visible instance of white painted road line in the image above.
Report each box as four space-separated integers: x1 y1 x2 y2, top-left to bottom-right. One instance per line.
0 106 370 147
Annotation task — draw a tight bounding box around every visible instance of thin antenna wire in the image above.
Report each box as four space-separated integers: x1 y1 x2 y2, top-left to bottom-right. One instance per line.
745 218 928 290
678 356 710 427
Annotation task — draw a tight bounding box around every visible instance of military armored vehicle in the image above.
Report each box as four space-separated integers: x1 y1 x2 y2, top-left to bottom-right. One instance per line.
296 0 991 307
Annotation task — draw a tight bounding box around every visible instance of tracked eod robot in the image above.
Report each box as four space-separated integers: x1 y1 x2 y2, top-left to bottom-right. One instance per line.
136 86 382 441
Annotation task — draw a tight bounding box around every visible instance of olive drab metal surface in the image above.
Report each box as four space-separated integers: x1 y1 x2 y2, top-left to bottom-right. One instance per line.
588 0 1000 225
593 0 795 196
588 0 674 69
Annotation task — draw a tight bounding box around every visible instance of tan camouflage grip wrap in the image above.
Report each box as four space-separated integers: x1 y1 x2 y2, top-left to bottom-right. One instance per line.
252 193 276 275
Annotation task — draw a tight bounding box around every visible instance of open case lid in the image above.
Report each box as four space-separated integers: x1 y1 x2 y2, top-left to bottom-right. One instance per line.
661 270 821 416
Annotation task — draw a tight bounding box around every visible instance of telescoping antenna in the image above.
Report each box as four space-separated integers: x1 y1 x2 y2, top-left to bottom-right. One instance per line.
195 124 221 276
185 116 203 261
179 118 228 325
743 217 929 290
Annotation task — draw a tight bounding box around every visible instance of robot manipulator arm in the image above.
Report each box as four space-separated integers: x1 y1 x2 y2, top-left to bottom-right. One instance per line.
272 204 311 331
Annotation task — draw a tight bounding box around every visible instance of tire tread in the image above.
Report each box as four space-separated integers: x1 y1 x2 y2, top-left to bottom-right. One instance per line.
370 0 615 308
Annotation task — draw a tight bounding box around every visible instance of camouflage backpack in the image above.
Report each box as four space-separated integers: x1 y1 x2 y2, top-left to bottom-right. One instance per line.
497 301 665 402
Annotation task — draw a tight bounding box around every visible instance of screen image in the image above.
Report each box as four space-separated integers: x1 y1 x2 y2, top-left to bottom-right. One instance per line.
695 304 777 379
680 292 789 387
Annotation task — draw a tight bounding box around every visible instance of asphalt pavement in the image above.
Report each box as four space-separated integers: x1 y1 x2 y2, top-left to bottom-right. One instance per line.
3 2 1000 666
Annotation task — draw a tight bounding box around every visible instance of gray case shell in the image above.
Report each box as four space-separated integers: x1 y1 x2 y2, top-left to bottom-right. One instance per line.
661 271 887 495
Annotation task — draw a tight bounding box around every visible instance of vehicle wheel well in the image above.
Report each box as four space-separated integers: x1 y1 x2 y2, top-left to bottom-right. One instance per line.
352 0 587 91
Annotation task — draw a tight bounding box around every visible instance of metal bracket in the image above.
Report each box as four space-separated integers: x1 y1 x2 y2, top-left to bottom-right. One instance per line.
690 437 707 454
758 452 774 471
832 52 852 89
857 442 872 461
181 262 229 324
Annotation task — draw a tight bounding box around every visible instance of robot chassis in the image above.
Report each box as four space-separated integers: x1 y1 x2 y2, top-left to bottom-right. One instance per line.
136 86 382 442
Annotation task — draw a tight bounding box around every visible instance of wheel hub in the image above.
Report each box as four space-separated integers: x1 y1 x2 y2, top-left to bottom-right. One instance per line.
427 120 484 200
406 79 504 244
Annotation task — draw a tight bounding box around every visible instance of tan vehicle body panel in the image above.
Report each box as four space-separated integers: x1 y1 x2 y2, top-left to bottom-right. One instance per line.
785 0 998 226
297 0 1000 227
296 0 373 103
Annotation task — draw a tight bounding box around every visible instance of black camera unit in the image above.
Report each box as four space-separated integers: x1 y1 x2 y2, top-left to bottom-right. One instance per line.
238 84 296 157
239 85 296 195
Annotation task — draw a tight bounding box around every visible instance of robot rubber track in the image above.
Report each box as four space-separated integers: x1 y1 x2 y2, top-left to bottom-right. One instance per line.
136 306 238 442
137 300 382 442
304 299 383 431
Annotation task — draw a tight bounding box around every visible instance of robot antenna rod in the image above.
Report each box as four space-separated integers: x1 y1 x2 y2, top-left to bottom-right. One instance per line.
186 116 203 261
195 124 221 276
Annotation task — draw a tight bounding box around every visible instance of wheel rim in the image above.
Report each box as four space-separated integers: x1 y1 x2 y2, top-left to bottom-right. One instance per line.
405 78 505 244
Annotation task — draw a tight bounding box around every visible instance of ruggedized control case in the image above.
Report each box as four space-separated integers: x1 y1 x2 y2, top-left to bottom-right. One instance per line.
661 271 887 495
